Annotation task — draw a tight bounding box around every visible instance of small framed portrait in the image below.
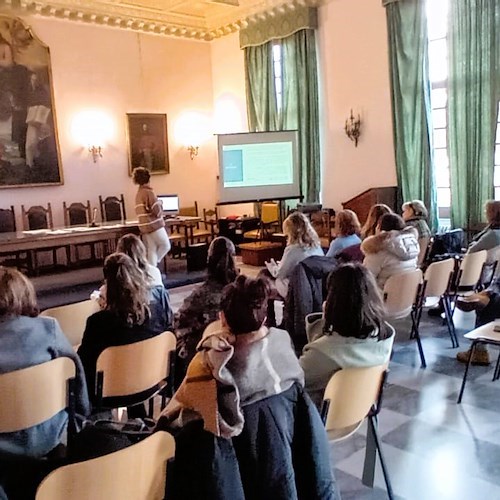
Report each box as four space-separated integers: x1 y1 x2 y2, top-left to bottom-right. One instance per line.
127 113 169 175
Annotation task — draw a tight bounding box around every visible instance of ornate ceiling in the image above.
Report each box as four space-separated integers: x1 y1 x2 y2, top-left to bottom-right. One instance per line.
0 0 324 41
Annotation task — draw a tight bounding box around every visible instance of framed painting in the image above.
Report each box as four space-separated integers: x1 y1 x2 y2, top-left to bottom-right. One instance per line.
0 15 63 189
127 113 169 175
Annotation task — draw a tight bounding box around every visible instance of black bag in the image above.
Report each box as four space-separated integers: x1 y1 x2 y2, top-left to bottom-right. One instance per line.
428 229 465 261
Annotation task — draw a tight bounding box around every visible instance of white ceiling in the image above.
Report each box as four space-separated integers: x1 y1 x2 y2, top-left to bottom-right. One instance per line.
4 0 323 40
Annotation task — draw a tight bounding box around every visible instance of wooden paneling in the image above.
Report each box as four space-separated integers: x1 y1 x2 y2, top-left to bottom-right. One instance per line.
342 187 398 225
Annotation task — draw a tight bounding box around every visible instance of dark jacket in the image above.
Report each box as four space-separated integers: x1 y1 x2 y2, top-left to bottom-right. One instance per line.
167 383 338 500
77 285 172 402
284 256 337 354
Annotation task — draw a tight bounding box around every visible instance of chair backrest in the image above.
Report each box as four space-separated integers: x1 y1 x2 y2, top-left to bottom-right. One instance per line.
458 250 488 288
203 207 218 221
423 258 455 297
63 201 91 227
96 331 176 398
36 431 175 500
383 269 423 319
99 194 126 222
322 365 386 434
261 202 279 224
21 203 53 230
0 205 16 233
417 236 431 266
0 357 75 433
41 300 100 347
179 201 199 217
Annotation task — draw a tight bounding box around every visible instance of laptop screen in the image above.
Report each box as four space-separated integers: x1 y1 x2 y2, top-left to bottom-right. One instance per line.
157 194 179 214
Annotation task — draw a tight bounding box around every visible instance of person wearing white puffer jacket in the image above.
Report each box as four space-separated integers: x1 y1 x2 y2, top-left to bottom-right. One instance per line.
361 213 420 289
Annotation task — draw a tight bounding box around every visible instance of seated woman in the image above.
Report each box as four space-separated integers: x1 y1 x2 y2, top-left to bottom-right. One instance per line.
300 263 395 407
116 233 163 287
266 211 324 298
161 276 336 499
402 200 431 241
362 213 420 288
360 203 392 240
77 252 172 404
174 236 238 383
326 209 361 258
467 200 500 258
0 267 90 458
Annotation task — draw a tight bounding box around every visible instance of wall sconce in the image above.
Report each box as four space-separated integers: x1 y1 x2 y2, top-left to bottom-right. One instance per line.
345 109 361 147
89 145 103 163
71 110 114 163
187 145 199 160
175 111 212 161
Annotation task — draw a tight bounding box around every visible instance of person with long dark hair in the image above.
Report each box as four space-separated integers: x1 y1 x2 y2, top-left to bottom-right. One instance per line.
78 252 172 403
300 263 395 407
174 237 238 381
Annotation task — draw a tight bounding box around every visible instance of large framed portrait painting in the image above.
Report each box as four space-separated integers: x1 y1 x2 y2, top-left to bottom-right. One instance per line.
0 15 62 188
127 113 169 175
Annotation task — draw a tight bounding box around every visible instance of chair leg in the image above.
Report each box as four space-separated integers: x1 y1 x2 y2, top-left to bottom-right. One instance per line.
493 351 500 382
411 313 426 368
443 296 459 348
457 341 477 403
368 416 395 500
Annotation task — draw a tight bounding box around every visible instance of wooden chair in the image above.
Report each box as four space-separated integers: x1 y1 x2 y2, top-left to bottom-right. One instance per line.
202 207 219 239
99 194 126 222
321 366 394 499
177 201 211 243
21 203 59 273
35 431 175 500
63 200 101 265
0 357 77 437
0 205 27 270
41 300 100 347
94 331 176 416
383 269 425 367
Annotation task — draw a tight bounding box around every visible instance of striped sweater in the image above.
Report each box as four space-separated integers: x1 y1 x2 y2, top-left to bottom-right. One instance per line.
135 184 165 234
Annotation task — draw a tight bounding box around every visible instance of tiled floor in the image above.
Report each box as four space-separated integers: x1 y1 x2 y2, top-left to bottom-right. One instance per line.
331 309 500 500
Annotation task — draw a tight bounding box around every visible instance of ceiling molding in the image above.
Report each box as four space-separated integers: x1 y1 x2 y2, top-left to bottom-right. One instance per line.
0 0 327 41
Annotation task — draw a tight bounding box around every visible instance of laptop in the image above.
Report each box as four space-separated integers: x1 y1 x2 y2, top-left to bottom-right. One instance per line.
157 194 179 217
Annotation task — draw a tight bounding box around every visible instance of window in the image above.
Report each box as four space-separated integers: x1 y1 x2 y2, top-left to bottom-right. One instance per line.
426 0 500 225
426 0 450 224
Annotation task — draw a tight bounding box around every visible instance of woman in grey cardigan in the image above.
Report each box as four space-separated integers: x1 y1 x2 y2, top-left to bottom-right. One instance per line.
300 263 394 407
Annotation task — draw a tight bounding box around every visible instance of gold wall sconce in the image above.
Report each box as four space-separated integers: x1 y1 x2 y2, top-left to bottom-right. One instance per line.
89 145 103 163
345 109 361 147
187 145 199 160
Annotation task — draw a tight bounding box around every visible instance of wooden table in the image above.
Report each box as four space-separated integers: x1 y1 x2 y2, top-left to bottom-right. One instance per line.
0 216 201 273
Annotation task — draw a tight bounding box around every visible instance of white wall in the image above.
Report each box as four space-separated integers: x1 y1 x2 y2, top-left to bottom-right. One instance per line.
317 0 397 210
2 17 217 228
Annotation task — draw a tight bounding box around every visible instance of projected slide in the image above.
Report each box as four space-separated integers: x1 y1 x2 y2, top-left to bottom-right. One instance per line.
222 142 294 188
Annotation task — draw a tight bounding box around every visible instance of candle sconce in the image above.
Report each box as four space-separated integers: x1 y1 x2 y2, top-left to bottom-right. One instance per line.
345 109 361 147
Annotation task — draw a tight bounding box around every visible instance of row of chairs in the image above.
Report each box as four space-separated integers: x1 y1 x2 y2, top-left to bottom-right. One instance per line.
383 249 492 368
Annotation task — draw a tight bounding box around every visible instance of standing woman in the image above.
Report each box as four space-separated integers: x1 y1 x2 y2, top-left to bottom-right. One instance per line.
133 166 171 267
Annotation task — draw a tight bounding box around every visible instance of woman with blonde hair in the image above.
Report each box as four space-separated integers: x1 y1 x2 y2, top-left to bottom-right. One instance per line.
326 209 361 258
361 204 392 239
266 211 323 298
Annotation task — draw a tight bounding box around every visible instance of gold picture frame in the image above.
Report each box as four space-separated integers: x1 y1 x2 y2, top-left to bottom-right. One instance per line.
127 113 170 175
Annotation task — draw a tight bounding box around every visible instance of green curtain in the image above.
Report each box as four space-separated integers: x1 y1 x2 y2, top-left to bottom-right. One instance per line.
244 30 321 203
448 0 500 229
281 29 321 203
244 43 278 132
385 0 438 231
